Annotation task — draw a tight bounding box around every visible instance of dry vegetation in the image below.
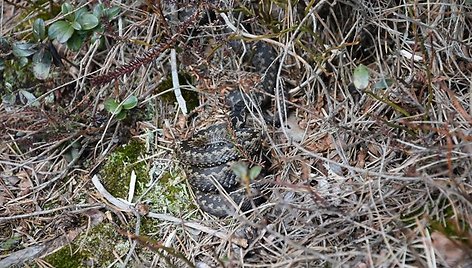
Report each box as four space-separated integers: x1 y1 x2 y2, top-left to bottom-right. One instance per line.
1 0 472 267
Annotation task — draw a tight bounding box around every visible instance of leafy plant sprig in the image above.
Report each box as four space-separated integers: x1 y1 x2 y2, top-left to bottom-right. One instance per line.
232 162 263 183
48 3 120 50
8 3 120 81
104 95 138 120
352 64 409 116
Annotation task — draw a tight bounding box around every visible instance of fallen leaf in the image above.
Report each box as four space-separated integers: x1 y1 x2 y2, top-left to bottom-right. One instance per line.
304 134 335 153
17 171 32 197
356 146 366 168
431 231 471 267
300 161 311 181
283 114 305 143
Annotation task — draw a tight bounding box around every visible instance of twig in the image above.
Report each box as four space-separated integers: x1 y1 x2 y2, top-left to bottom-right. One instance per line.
147 212 249 248
171 48 188 114
0 204 103 222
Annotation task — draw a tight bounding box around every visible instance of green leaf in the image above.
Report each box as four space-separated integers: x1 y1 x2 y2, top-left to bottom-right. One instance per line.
373 78 394 90
12 42 37 57
32 49 52 80
32 18 46 40
48 21 74 43
104 99 122 115
61 3 73 15
0 36 9 46
4 82 12 91
2 94 16 106
231 162 248 179
353 64 370 90
105 6 121 19
70 21 82 31
70 147 81 159
116 110 127 120
66 33 85 51
19 90 39 107
93 3 105 17
77 13 99 30
74 7 88 19
249 166 262 180
19 57 29 67
122 95 138 110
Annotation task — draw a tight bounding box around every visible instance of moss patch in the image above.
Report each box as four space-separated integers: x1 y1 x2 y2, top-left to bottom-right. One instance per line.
157 73 199 111
44 243 88 268
100 139 148 198
77 223 128 264
100 138 193 215
44 222 129 267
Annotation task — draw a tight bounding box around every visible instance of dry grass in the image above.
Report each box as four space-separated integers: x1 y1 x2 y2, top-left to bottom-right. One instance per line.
1 0 472 267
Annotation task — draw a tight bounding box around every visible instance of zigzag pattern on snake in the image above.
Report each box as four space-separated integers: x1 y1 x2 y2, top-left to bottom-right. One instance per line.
177 40 278 217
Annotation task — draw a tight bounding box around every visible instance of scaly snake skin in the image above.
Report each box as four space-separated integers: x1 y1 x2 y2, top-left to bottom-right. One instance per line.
177 43 278 217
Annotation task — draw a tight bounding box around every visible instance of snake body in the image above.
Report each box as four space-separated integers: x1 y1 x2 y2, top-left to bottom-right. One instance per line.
177 42 278 217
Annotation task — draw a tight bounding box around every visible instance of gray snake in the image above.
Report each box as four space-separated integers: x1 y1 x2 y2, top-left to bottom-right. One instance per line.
177 41 278 217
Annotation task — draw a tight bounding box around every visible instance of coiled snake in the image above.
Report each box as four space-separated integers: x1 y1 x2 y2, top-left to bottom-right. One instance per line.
177 42 278 217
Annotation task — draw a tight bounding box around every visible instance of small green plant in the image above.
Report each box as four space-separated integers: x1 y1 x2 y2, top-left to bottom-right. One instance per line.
104 95 138 120
352 64 394 91
352 64 409 116
10 18 55 81
5 2 120 82
48 3 120 50
352 64 370 90
231 162 263 184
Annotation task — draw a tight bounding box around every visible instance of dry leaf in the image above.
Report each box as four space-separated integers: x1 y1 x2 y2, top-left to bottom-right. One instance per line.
17 171 32 197
356 146 366 168
367 143 382 157
300 160 311 181
305 134 335 153
283 114 305 143
431 231 471 267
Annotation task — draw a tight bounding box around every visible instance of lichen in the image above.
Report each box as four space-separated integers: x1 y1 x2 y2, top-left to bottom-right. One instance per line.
145 168 195 218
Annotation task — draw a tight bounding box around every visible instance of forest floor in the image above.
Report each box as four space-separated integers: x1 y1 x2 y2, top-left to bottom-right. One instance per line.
1 1 472 267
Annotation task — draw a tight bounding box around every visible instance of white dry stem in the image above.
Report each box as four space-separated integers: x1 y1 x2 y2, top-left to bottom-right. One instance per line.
171 48 187 115
127 170 137 203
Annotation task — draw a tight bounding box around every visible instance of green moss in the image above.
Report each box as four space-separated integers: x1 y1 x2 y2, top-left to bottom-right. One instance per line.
79 223 128 263
44 244 88 268
400 196 471 246
157 73 199 111
429 199 471 243
100 139 148 198
43 222 129 267
99 139 194 216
